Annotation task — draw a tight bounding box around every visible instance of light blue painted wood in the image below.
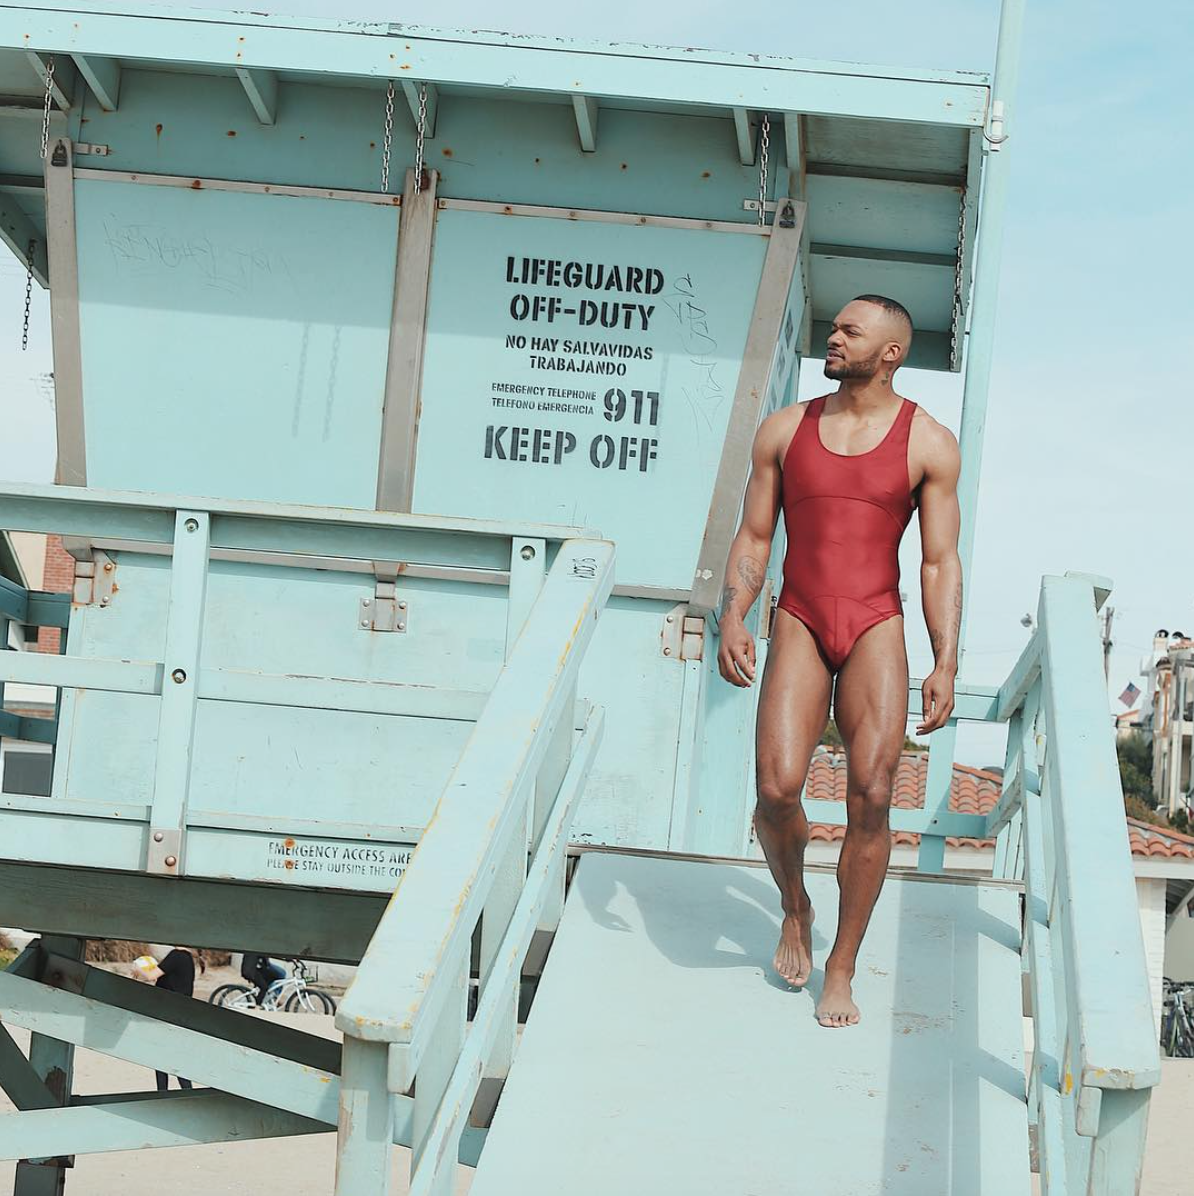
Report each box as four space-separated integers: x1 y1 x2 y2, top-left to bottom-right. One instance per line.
413 208 767 589
472 852 1029 1195
916 719 957 872
334 1038 393 1196
0 1090 327 1157
0 5 989 124
338 539 614 1067
74 179 399 508
148 509 209 872
1037 576 1160 1091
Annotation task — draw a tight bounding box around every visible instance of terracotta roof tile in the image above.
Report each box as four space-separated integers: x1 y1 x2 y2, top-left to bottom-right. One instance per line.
799 751 1190 860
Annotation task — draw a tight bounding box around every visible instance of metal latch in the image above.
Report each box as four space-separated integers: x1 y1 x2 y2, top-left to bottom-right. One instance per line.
73 141 111 156
661 604 704 661
72 549 117 607
359 580 408 633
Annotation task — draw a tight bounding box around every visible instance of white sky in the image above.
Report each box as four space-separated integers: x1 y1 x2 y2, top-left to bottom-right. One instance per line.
1 0 1189 767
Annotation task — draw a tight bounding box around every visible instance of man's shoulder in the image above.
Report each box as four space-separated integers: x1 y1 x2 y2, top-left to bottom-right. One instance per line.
907 401 958 451
756 401 814 464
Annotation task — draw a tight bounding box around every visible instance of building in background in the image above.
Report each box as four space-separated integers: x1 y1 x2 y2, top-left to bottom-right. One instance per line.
1140 628 1194 818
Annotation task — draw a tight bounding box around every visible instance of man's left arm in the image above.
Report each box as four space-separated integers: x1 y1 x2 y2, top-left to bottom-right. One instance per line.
916 423 962 734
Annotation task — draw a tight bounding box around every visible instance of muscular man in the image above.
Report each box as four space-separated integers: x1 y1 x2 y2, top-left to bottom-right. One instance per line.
717 294 962 1028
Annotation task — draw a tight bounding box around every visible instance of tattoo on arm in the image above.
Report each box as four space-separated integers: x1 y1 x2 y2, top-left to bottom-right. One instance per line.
737 556 764 593
722 583 739 612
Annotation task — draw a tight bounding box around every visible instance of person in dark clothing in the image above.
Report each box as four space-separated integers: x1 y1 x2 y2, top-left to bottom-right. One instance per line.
146 947 204 1090
240 952 286 1007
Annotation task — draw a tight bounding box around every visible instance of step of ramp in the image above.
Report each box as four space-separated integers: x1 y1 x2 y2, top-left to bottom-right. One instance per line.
472 851 1030 1196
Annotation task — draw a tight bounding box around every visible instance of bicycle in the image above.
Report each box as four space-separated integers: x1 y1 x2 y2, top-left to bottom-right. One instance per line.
1161 978 1194 1057
209 957 337 1014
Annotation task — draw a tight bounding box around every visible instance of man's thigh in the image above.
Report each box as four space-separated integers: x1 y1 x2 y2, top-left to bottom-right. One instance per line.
832 615 909 784
755 608 834 786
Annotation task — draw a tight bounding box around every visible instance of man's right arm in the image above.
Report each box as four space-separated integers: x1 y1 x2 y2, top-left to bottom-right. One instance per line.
716 412 788 687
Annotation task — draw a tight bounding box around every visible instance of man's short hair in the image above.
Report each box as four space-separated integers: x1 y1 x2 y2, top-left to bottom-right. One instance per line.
852 294 913 335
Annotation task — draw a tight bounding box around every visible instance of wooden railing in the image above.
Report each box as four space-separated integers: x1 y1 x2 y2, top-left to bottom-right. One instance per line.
986 572 1159 1195
332 535 613 1195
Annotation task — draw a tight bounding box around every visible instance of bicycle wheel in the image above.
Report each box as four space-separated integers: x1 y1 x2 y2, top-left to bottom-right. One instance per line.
210 984 258 1010
285 987 337 1014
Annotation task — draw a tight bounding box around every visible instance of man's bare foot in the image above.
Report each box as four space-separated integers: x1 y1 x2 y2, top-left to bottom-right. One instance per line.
816 967 860 1027
774 905 814 987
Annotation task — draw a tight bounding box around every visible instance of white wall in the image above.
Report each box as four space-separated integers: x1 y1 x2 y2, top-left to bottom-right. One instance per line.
1137 877 1167 1030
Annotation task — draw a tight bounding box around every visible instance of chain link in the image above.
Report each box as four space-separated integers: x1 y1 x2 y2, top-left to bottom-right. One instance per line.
381 80 395 193
757 113 771 227
414 83 428 195
23 57 56 351
949 189 967 370
21 239 34 352
40 56 55 162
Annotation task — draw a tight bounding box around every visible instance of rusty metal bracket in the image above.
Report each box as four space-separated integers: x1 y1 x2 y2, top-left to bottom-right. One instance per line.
359 580 408 633
661 604 704 661
71 549 116 607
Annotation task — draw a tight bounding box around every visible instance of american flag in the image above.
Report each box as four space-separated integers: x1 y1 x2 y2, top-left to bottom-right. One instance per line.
1118 681 1141 708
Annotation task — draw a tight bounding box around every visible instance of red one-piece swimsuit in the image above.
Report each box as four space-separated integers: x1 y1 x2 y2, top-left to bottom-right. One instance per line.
777 394 917 671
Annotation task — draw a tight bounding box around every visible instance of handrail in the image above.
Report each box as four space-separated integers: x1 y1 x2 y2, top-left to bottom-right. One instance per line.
989 573 1159 1195
336 539 613 1067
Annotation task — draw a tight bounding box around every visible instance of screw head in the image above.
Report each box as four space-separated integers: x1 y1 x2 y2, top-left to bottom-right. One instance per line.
153 831 164 843
396 622 405 631
398 601 407 610
663 647 672 656
362 599 371 607
103 561 114 572
666 615 674 623
360 620 370 628
520 545 536 561
100 596 110 607
171 668 186 684
164 855 177 867
184 518 199 533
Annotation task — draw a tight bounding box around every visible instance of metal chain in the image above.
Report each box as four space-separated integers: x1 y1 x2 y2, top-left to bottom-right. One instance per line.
21 239 34 351
381 79 395 193
40 56 55 162
414 83 428 194
23 58 56 350
949 190 968 370
757 113 771 227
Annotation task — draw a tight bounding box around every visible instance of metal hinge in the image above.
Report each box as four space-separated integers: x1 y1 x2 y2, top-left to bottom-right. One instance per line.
662 604 704 661
359 578 408 633
73 141 111 156
72 549 117 607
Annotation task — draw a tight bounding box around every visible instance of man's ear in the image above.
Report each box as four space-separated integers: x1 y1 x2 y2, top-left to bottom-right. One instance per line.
882 341 903 364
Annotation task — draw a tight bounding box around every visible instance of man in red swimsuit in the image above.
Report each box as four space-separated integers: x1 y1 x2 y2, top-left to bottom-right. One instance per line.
717 295 962 1027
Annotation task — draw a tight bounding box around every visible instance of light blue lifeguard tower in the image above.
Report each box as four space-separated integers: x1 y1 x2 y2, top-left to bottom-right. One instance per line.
0 1 1160 1192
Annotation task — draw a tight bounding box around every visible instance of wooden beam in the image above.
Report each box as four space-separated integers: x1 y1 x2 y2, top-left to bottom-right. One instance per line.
401 80 438 138
571 95 598 152
732 106 755 165
72 53 120 111
0 196 47 287
25 52 72 111
783 111 806 200
235 66 278 125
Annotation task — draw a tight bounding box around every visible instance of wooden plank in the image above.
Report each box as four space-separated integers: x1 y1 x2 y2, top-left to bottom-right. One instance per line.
0 861 386 963
689 200 805 612
1039 575 1161 1091
72 53 121 111
235 66 278 124
147 509 209 873
471 853 1029 1194
0 1091 328 1158
571 95 598 152
0 651 161 694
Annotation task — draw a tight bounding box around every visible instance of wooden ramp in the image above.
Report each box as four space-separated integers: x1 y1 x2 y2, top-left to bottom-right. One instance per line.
472 851 1031 1196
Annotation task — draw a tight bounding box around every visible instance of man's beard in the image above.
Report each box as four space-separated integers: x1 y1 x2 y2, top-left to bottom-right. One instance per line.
824 351 882 381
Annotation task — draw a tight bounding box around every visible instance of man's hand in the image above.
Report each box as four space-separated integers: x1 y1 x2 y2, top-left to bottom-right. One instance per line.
717 619 757 687
916 668 955 734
